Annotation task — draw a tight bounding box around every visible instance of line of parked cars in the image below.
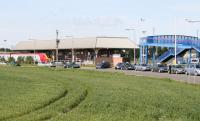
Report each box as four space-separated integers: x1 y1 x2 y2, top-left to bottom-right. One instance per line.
95 61 200 76
38 61 80 68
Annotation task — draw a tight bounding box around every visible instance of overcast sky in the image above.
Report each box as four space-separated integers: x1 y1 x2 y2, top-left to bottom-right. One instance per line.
1 0 200 48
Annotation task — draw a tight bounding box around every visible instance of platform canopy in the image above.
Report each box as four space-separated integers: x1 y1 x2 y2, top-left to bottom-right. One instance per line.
13 37 138 50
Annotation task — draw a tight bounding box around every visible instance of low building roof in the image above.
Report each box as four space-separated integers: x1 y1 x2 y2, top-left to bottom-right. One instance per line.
13 37 138 50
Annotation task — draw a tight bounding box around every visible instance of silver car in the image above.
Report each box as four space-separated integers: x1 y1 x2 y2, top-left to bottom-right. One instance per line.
185 64 200 76
135 64 151 71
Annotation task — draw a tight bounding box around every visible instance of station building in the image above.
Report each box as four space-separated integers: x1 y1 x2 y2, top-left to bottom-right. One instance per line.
14 37 138 65
139 35 200 65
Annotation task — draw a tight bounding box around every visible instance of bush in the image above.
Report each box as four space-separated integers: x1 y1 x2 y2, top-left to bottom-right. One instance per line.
0 57 6 62
17 56 25 64
7 57 15 63
25 56 34 64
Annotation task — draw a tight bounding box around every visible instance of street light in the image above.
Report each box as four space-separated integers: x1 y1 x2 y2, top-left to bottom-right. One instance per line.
174 18 177 65
3 40 7 53
185 19 200 64
125 28 136 64
185 19 200 38
142 30 147 64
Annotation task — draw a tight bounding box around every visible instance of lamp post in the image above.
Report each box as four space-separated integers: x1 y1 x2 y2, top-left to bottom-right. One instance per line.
3 40 7 53
185 19 200 38
142 30 147 64
185 19 200 62
56 30 60 62
174 18 177 65
125 28 136 64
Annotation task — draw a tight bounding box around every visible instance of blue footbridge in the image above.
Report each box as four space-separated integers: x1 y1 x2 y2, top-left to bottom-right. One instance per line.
139 35 200 64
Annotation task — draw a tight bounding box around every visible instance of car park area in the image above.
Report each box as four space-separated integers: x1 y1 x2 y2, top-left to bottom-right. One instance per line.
82 66 200 84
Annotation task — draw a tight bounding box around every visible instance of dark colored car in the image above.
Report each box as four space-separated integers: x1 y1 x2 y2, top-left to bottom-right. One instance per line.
115 62 134 70
135 64 151 71
169 65 185 74
96 61 110 69
151 64 168 73
64 62 80 68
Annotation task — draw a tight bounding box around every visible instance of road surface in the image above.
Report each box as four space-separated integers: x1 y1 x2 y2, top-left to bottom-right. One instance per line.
82 67 200 84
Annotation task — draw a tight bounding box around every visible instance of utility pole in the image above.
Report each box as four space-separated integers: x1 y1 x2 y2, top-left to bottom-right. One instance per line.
174 18 177 65
125 28 136 64
56 30 60 62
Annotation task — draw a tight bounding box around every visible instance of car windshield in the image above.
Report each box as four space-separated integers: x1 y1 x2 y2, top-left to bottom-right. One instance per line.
117 63 122 66
158 65 165 67
125 63 131 66
196 65 200 68
175 65 182 68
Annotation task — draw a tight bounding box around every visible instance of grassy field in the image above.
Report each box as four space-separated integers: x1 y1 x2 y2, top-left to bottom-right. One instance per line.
0 66 200 121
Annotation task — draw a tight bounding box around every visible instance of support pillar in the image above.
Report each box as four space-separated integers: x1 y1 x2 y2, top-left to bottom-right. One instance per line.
152 47 155 65
189 49 192 64
196 50 199 58
72 49 75 62
145 46 149 65
140 46 143 64
94 49 99 65
133 48 136 64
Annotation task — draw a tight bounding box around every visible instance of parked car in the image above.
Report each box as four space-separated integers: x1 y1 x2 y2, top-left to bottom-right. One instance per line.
37 62 52 67
115 62 122 69
64 62 80 68
96 61 110 69
0 62 7 65
169 65 185 74
115 62 134 70
185 64 200 76
49 61 64 67
135 64 151 71
151 64 168 73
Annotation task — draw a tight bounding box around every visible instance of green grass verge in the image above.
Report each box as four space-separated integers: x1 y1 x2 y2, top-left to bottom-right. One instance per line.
0 67 200 121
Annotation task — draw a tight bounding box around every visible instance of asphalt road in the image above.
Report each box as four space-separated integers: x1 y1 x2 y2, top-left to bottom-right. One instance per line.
82 67 200 84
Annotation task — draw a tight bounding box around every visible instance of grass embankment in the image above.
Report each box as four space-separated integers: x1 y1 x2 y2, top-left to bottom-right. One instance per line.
0 67 200 121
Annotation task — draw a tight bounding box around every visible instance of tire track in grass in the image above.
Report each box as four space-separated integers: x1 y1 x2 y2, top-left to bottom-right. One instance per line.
62 90 88 113
34 89 88 121
0 90 68 121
